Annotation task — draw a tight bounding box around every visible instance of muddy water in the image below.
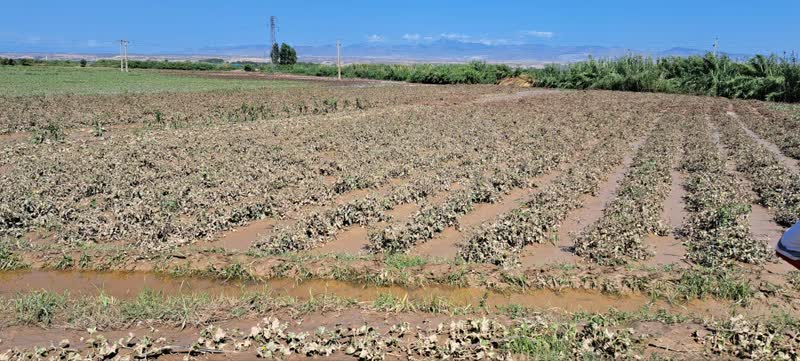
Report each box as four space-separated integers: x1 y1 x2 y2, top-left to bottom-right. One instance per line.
312 225 371 254
520 139 645 267
751 204 794 275
647 170 688 266
412 187 532 259
412 170 568 260
0 270 686 315
215 217 280 250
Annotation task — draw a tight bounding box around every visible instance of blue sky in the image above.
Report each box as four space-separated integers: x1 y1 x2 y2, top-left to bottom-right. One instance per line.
1 1 798 55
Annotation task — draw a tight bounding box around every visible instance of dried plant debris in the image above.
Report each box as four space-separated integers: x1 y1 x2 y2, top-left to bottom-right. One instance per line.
574 116 681 265
739 103 800 160
696 314 799 360
679 118 770 267
459 126 641 267
0 316 645 360
255 198 390 253
718 112 800 227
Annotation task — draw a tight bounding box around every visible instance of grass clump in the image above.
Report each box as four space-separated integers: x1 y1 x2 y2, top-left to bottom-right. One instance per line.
13 291 65 326
675 267 752 303
384 254 427 269
0 241 27 270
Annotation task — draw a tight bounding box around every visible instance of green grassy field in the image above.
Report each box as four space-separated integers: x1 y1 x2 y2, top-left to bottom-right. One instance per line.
0 66 306 96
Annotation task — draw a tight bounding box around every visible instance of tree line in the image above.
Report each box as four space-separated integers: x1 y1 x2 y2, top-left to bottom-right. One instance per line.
5 50 798 102
268 53 800 103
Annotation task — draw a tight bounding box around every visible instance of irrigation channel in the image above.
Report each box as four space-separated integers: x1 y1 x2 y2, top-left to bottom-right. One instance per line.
0 269 716 315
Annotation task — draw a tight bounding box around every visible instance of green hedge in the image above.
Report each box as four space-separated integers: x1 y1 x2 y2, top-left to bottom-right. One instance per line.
532 53 800 102
267 61 519 84
268 54 800 103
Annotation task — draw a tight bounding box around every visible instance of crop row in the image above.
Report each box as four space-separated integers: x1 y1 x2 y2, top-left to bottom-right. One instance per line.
457 121 644 267
253 97 598 254
364 130 592 254
573 116 682 265
718 112 800 227
735 103 800 160
0 84 506 133
2 92 515 249
0 90 699 252
679 117 770 267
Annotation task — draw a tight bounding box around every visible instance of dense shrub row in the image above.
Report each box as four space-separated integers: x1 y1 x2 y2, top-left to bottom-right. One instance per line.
534 54 800 102
94 59 225 71
0 58 66 66
272 53 800 102
269 61 518 84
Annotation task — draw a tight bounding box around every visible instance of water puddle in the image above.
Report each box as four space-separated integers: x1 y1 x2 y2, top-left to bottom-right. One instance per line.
312 225 370 255
214 217 280 250
647 170 687 266
411 187 531 259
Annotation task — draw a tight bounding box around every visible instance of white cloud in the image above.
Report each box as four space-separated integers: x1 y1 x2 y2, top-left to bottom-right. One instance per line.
366 34 385 43
522 30 555 38
439 32 471 41
400 32 522 45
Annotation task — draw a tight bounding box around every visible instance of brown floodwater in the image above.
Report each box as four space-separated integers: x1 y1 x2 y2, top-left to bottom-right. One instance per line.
0 270 699 315
647 170 688 266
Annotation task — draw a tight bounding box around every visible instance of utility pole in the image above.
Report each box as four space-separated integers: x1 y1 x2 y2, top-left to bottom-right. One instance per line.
119 40 129 72
270 16 277 62
713 37 718 57
337 40 342 80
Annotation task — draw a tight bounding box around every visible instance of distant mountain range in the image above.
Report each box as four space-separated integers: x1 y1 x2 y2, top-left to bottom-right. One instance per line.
2 40 752 65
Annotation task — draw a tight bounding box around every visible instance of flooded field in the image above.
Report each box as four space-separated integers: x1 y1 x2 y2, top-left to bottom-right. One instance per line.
2 72 799 359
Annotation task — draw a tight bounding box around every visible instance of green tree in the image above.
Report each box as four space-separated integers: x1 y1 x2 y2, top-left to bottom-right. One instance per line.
270 43 280 64
79 59 87 67
278 43 297 65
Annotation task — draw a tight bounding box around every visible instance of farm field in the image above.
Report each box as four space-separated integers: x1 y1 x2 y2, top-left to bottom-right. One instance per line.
1 68 800 360
0 67 307 96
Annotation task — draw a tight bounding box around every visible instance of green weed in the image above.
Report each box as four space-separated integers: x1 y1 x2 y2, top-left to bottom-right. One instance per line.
13 291 65 326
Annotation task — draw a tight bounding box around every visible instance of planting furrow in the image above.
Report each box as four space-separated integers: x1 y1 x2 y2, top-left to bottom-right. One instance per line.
733 102 800 161
411 169 566 259
250 96 600 254
519 133 651 268
573 116 682 265
364 126 596 255
718 111 800 227
457 127 644 267
679 117 770 267
644 169 689 266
